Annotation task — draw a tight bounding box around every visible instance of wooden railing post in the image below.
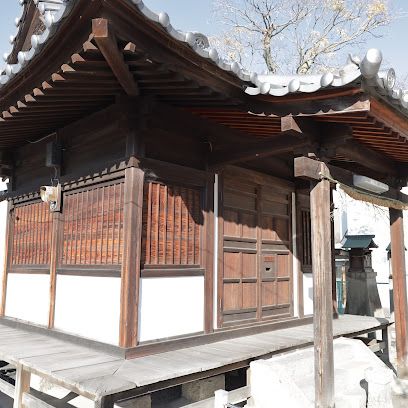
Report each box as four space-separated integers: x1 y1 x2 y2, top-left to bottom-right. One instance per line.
389 208 408 377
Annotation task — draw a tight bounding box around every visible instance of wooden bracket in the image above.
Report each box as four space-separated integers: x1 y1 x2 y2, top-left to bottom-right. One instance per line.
92 18 139 96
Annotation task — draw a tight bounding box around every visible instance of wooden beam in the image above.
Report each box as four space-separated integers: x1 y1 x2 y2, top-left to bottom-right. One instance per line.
119 127 144 348
328 139 398 177
92 18 139 96
309 170 335 408
390 208 408 378
294 156 408 205
209 135 310 166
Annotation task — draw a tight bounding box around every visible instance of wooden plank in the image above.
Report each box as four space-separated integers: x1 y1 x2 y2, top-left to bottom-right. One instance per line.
13 365 31 408
119 149 144 347
310 176 335 407
92 19 139 96
390 208 408 378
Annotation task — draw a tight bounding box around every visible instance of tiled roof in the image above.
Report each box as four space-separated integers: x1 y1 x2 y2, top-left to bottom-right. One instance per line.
1 0 408 117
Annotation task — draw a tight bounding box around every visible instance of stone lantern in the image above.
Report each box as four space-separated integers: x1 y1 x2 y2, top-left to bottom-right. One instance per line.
343 235 384 317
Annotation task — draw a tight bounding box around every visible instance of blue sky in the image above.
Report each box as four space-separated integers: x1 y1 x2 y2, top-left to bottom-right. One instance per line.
0 0 407 81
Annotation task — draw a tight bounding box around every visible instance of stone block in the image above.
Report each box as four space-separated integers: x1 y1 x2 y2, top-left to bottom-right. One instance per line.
182 374 225 402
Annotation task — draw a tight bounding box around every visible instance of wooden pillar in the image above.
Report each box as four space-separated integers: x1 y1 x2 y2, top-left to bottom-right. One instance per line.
119 164 144 348
203 174 215 333
1 201 13 317
310 178 335 408
389 208 408 377
48 211 62 328
119 121 145 348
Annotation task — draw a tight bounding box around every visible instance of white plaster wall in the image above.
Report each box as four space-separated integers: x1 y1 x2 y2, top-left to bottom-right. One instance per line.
5 273 50 326
139 276 205 342
54 275 121 345
303 273 314 315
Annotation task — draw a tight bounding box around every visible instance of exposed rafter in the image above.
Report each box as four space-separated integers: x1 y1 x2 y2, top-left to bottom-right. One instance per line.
92 18 139 97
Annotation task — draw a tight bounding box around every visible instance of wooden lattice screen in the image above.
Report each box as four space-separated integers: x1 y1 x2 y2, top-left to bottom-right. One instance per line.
301 209 312 268
62 181 125 265
12 201 52 265
142 182 202 266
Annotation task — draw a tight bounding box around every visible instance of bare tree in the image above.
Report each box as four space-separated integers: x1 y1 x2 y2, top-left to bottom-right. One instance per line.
211 0 391 74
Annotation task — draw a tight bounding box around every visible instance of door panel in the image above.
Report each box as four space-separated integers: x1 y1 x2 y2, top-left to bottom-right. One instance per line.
220 168 293 326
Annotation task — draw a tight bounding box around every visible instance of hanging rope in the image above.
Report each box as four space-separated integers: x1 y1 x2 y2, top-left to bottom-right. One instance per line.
320 172 408 211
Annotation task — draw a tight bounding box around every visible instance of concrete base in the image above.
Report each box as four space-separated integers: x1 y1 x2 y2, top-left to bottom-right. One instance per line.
182 374 225 402
115 395 151 408
247 337 393 407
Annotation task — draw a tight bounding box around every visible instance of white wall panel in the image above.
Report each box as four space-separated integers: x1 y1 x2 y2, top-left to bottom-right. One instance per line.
139 276 204 342
54 275 121 345
5 274 50 326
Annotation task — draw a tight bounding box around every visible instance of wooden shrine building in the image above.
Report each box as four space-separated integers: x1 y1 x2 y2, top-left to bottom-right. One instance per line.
0 1 407 407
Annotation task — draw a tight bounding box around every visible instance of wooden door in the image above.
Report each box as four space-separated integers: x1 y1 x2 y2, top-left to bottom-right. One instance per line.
219 168 293 327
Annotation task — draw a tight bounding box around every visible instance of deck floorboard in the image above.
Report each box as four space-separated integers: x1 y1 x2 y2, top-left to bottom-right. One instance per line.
0 315 389 400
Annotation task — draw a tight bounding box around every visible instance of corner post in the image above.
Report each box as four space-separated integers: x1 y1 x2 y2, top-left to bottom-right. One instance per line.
389 208 408 377
119 116 145 348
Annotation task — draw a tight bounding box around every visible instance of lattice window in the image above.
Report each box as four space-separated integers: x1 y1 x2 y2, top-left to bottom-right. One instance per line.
12 201 52 265
301 209 312 268
142 182 202 265
62 182 124 265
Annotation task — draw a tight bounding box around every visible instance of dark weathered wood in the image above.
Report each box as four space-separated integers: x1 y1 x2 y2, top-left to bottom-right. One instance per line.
119 163 144 347
331 139 398 177
389 208 408 377
92 19 139 96
310 174 335 408
209 135 309 166
48 211 63 328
